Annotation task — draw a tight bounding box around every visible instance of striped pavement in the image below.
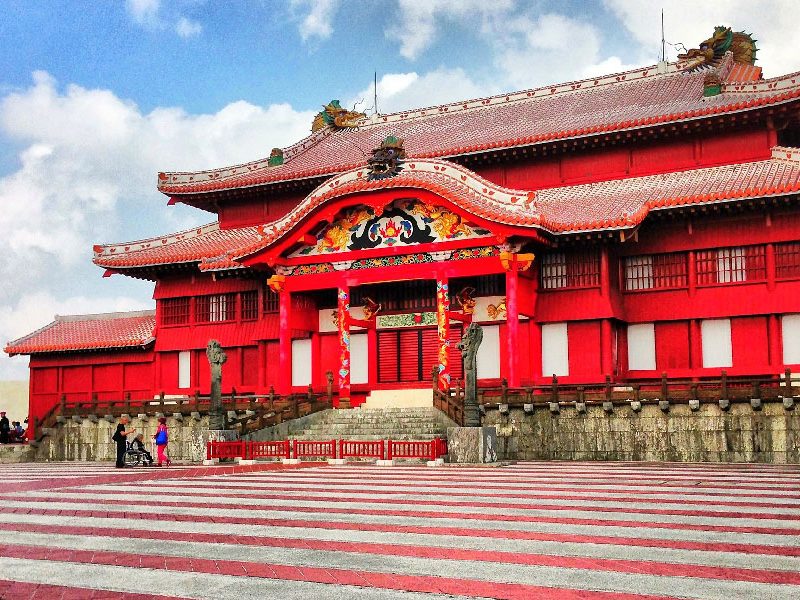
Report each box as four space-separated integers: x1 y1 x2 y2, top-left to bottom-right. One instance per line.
0 461 798 599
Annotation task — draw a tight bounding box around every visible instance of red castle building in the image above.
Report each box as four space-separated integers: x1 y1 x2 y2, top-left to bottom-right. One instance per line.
7 28 800 432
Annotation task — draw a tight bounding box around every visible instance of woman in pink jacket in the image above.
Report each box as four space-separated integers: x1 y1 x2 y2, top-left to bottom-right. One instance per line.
154 417 172 466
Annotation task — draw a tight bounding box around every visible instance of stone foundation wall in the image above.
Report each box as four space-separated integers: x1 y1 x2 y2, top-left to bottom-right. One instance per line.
484 402 800 463
34 415 212 463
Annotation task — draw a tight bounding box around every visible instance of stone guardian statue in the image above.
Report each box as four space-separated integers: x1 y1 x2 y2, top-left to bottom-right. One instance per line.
457 323 483 427
206 340 227 430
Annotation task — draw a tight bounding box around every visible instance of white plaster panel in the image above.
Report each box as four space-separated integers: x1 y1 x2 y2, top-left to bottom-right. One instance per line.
477 325 501 379
782 314 800 365
701 319 732 368
542 323 569 377
350 333 368 384
291 339 312 386
627 323 656 371
178 351 191 389
473 296 507 322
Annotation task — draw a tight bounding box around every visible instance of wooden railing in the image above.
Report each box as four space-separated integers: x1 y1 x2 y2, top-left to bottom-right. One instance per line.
32 372 336 442
433 368 798 424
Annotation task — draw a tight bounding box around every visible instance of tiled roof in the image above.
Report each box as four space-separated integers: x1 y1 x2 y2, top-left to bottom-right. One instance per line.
5 311 156 356
94 222 261 269
97 149 800 271
157 59 800 195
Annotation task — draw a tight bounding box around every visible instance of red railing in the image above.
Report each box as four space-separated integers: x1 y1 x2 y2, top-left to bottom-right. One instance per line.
249 440 291 459
293 439 337 459
205 438 448 462
388 438 447 461
340 440 385 459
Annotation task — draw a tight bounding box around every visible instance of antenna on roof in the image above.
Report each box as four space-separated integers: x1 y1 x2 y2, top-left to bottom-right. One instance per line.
374 71 379 116
658 8 668 73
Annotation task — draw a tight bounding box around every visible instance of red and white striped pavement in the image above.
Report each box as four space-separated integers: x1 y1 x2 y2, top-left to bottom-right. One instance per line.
0 461 799 599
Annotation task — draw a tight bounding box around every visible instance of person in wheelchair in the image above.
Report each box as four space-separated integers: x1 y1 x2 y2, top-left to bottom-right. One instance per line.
127 433 154 466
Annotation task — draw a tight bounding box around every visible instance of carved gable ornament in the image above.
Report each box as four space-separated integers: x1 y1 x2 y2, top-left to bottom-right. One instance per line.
288 199 492 257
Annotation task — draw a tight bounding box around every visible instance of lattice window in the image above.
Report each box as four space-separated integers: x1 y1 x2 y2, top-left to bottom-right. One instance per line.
540 250 600 289
696 245 766 285
195 293 236 322
240 291 259 320
776 242 800 279
161 298 189 325
263 287 280 313
624 253 687 291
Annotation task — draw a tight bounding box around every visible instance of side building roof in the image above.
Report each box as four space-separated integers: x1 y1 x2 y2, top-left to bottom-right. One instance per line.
5 311 156 356
157 55 800 197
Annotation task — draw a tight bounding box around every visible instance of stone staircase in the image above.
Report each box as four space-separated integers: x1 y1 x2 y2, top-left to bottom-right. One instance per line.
247 406 455 442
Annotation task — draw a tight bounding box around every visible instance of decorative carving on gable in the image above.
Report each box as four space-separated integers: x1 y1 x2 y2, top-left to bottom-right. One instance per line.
288 199 492 257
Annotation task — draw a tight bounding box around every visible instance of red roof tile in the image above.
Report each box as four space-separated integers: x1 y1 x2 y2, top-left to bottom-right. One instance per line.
157 60 800 195
97 148 800 271
5 311 156 355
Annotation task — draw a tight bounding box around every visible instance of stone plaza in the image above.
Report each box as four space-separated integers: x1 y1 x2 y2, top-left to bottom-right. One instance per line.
0 460 799 599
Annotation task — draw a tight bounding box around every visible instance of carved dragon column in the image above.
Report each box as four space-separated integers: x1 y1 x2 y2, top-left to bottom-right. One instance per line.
436 278 450 392
337 286 351 408
206 340 227 431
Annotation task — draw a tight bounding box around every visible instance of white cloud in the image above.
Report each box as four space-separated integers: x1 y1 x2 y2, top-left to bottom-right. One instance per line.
0 72 315 377
387 0 514 60
175 17 202 39
291 0 340 43
604 0 800 75
126 0 161 25
350 69 493 115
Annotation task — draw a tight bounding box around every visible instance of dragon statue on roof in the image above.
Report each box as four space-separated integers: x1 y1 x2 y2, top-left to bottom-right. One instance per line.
311 100 365 132
677 26 758 70
367 135 406 180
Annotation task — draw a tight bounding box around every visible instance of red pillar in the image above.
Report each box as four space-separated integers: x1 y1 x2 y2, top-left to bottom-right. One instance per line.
601 318 614 378
367 327 378 387
337 286 351 406
278 290 292 394
600 247 610 297
436 278 450 390
766 243 776 291
311 332 322 389
688 251 697 297
257 341 267 392
505 268 520 388
689 319 703 370
768 314 783 368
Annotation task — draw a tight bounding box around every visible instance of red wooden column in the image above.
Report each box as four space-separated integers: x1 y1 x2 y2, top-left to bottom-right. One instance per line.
601 319 614 378
689 319 703 370
501 252 535 388
337 286 351 407
766 243 776 291
257 341 267 391
367 327 378 387
270 275 292 395
768 314 783 367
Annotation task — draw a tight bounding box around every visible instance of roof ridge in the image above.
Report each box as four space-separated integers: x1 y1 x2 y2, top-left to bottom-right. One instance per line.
94 221 221 257
54 310 156 322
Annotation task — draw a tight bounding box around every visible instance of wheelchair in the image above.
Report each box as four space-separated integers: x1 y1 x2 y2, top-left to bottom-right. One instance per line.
124 441 150 467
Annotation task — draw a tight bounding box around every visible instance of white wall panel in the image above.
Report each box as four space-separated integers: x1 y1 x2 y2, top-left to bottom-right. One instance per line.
627 323 656 371
782 314 800 364
178 351 191 389
477 325 500 379
542 323 569 377
701 319 732 368
350 333 368 384
291 339 312 386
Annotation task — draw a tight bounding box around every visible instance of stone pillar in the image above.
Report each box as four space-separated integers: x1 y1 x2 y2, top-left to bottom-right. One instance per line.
278 289 292 395
458 323 483 427
436 278 450 391
206 340 227 431
337 286 351 407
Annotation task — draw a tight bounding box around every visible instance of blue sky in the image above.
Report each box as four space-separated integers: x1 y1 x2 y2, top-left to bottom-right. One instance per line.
0 0 798 379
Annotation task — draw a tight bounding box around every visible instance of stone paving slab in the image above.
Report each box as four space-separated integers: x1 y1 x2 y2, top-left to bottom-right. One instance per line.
0 460 799 599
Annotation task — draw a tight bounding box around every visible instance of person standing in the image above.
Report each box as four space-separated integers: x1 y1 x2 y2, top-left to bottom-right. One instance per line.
0 411 10 444
154 416 171 466
112 416 135 468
